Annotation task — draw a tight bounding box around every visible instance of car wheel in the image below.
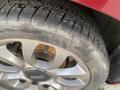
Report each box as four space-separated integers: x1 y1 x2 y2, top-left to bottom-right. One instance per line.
0 0 109 90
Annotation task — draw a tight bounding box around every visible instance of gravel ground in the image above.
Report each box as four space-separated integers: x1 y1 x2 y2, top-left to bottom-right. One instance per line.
99 84 120 90
1 84 120 90
24 84 120 90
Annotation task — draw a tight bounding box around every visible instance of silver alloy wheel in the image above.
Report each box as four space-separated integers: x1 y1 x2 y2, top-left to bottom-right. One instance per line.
0 38 90 90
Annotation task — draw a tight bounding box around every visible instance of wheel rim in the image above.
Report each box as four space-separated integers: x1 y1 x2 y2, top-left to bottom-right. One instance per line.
0 38 90 90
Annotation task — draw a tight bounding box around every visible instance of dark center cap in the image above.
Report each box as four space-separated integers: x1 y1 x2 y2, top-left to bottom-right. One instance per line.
25 69 51 85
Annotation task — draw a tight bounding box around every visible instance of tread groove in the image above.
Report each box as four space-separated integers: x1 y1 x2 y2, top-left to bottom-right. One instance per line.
87 28 90 38
57 13 65 31
59 13 65 25
30 5 41 23
17 5 26 21
43 10 52 26
97 40 100 47
6 3 17 22
80 20 86 33
71 20 76 30
92 34 96 44
0 4 6 12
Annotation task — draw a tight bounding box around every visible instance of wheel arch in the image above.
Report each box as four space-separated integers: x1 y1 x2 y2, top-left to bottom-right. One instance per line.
71 0 120 21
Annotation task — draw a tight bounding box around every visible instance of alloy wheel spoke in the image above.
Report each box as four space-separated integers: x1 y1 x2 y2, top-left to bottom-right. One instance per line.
0 71 32 88
38 80 64 90
0 71 28 80
13 79 32 89
0 72 21 80
0 45 23 68
53 47 70 68
54 65 86 78
21 40 40 65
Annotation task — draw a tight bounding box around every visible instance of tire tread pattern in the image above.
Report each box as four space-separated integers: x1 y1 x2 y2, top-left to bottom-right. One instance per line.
0 0 107 56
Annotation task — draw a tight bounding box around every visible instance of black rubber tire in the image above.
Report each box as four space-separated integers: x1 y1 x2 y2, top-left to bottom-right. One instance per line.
0 0 109 90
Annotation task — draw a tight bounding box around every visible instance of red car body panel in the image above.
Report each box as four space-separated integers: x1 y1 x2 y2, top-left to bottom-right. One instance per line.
71 0 120 21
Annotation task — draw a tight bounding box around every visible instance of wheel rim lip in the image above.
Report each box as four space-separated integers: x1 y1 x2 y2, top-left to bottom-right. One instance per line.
0 38 90 89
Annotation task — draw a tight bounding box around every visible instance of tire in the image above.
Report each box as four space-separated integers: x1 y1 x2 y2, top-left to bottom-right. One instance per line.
0 0 109 90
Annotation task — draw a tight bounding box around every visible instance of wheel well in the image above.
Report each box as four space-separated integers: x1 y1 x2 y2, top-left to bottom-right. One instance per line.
82 6 120 55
